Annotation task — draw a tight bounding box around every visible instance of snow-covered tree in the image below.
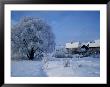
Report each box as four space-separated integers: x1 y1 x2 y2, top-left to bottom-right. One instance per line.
11 16 55 60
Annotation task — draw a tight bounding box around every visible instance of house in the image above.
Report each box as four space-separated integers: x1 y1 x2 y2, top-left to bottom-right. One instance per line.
87 40 100 48
65 42 82 54
65 40 100 54
87 40 100 54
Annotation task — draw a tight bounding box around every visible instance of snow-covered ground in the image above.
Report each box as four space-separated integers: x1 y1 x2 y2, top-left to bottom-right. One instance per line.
11 60 47 77
11 57 100 77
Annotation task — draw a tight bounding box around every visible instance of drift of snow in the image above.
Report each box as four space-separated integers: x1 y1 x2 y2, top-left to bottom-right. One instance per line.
11 57 100 77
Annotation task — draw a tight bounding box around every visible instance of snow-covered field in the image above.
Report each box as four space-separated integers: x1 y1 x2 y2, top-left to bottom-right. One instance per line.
11 57 100 77
11 60 47 77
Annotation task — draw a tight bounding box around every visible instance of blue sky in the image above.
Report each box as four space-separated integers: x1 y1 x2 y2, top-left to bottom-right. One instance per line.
11 11 100 45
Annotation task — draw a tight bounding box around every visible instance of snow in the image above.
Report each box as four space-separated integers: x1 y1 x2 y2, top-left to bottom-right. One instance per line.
45 57 100 77
11 57 100 77
11 60 47 77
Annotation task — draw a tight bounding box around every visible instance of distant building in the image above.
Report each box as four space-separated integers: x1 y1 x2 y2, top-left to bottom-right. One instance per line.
87 40 100 54
65 42 81 54
87 40 100 48
65 40 100 54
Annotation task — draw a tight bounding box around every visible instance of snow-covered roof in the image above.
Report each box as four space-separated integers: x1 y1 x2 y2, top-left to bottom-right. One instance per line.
87 40 100 47
65 42 81 48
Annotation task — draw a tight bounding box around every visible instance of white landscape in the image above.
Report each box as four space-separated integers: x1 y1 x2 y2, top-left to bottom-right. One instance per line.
11 56 100 77
11 14 100 77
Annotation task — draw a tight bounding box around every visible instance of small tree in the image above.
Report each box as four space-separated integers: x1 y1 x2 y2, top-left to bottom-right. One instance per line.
63 59 70 67
11 16 55 60
42 53 49 70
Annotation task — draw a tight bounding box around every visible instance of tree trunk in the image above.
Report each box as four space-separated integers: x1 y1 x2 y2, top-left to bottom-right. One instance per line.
28 48 35 60
29 52 34 60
